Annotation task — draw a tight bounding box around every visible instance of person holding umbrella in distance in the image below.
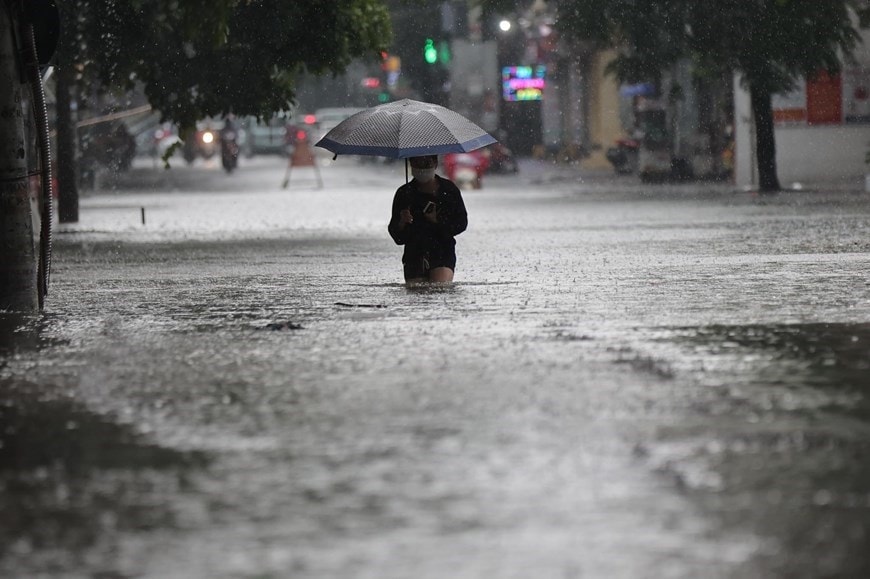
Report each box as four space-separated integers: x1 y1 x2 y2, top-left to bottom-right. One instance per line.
388 154 467 283
314 99 496 283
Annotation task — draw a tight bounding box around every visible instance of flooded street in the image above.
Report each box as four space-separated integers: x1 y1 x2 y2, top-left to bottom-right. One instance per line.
2 156 870 578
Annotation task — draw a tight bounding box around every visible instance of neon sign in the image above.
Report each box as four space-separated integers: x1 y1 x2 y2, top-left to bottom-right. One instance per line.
502 65 546 101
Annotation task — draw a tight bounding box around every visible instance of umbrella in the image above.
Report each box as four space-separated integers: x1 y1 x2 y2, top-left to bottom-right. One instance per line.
314 99 496 159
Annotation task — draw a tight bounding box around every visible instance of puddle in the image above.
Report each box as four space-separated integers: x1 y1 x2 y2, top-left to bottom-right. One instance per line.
636 322 870 577
669 322 870 407
0 380 208 573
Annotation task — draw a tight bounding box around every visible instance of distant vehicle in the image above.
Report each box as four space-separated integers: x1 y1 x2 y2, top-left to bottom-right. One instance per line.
312 107 364 144
482 141 518 174
150 123 182 159
444 150 489 190
605 137 640 175
240 114 293 157
79 121 137 172
220 120 240 173
181 121 219 164
634 105 673 182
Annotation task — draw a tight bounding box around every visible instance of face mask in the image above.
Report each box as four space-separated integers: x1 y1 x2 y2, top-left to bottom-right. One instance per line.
411 167 436 183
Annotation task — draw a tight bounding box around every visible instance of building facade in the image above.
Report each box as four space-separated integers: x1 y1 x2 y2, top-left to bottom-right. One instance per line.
734 28 870 189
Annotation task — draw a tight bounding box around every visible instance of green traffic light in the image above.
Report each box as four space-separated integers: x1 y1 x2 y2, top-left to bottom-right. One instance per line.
424 38 437 64
438 40 450 64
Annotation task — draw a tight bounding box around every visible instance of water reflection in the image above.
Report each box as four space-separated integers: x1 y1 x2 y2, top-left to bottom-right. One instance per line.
652 322 870 577
676 322 870 398
0 313 41 356
0 375 208 573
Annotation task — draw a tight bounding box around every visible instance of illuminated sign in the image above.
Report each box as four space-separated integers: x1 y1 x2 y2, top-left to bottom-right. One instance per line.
502 65 546 101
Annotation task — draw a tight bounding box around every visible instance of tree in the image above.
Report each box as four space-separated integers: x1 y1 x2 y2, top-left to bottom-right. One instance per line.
84 0 391 126
555 0 870 192
55 0 392 221
3 1 391 311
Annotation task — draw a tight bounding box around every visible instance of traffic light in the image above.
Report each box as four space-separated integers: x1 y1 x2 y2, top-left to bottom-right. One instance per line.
423 38 437 65
437 40 450 65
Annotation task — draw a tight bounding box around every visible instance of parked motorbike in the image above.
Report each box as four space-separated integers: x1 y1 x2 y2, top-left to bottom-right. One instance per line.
220 126 240 173
605 137 640 175
443 150 490 189
78 122 137 189
483 142 518 174
79 122 137 173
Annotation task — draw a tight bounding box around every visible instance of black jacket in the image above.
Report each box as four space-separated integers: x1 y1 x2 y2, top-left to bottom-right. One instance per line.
388 176 468 255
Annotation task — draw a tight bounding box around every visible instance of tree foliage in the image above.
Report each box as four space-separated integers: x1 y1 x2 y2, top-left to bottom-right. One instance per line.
556 0 868 90
65 0 392 128
552 0 870 191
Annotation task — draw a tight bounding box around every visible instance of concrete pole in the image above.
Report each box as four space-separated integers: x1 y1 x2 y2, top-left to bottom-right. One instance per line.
0 3 39 311
733 73 757 189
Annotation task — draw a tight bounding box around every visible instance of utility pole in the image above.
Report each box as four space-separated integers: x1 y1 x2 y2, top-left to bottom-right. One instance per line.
1 0 57 312
0 2 39 311
55 49 78 223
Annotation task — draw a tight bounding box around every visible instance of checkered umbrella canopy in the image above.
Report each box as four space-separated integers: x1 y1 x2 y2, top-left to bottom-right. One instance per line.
314 99 496 159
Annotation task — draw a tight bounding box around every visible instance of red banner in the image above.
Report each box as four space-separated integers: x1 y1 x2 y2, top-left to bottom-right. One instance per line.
806 71 842 125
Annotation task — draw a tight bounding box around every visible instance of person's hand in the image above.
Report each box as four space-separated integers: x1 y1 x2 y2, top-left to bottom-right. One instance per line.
399 208 413 228
423 204 438 223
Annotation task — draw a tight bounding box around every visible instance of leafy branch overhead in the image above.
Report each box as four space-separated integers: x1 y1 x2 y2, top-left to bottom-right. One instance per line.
68 0 392 129
555 0 869 93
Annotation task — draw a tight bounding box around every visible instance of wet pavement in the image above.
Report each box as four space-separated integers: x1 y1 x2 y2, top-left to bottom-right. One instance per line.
2 154 870 578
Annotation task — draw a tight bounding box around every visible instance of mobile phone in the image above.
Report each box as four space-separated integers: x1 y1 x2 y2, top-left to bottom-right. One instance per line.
423 201 436 214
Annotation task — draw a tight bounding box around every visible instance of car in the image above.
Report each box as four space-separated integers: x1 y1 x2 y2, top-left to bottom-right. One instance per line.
240 114 294 157
311 107 364 144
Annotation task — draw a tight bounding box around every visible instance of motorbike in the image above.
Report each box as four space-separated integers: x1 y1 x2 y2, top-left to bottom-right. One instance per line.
220 127 240 173
443 150 490 189
182 126 218 165
605 137 640 175
78 122 137 189
483 142 518 174
79 122 137 172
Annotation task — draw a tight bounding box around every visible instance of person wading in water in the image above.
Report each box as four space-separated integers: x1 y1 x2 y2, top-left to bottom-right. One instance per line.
388 155 468 283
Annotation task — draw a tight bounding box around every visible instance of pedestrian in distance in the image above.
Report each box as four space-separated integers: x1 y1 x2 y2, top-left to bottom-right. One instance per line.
388 155 468 284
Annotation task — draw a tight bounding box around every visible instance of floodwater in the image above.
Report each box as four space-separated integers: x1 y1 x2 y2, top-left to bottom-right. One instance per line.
2 156 869 578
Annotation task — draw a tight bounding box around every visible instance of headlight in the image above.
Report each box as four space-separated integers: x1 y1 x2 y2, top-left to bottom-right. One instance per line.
201 131 215 144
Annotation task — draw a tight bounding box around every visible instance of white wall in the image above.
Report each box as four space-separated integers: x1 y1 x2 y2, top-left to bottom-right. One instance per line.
734 26 870 189
733 74 755 187
734 76 870 188
774 124 870 185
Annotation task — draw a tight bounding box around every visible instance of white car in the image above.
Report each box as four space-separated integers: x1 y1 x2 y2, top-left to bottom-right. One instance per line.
312 107 364 144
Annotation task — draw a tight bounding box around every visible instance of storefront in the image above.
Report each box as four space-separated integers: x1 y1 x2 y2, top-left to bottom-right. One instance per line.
734 29 870 188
